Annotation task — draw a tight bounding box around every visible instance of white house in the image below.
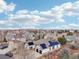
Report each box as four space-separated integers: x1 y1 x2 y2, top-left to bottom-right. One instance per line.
35 41 61 54
35 43 50 54
6 33 16 41
29 32 35 41
16 37 26 42
65 35 76 42
48 41 61 50
23 32 35 41
25 42 35 49
22 32 30 41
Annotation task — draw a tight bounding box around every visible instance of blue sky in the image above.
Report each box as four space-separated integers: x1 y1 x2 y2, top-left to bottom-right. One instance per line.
0 0 79 29
6 0 76 11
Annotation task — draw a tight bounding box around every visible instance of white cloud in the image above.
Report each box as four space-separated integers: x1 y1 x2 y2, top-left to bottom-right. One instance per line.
0 0 79 29
0 20 6 24
30 10 39 14
6 3 16 12
62 2 73 11
69 23 79 27
9 8 65 25
0 0 7 13
0 0 16 14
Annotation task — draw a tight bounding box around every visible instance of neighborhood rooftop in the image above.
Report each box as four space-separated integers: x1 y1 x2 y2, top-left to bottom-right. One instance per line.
48 41 60 46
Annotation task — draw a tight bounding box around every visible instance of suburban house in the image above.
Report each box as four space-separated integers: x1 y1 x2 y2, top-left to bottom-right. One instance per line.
16 37 26 43
48 41 61 50
29 32 35 41
6 33 16 41
35 43 50 54
65 35 77 42
25 42 35 49
35 41 61 54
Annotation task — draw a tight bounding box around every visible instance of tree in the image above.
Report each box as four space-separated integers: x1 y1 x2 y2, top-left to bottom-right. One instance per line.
3 37 7 42
67 32 73 35
59 49 69 59
58 37 66 45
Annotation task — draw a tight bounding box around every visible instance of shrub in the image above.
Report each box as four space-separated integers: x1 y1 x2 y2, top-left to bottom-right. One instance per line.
58 37 66 45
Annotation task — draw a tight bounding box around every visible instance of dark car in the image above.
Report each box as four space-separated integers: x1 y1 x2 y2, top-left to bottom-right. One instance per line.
5 52 13 57
0 44 8 49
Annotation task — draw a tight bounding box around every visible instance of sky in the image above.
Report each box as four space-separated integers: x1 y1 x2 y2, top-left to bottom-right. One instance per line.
0 0 79 29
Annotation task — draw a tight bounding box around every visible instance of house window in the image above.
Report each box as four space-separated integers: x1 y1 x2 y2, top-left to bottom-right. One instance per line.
52 46 54 49
39 50 42 54
57 45 58 48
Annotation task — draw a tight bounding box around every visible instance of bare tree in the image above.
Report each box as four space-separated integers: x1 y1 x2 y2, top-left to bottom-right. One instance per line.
59 49 69 59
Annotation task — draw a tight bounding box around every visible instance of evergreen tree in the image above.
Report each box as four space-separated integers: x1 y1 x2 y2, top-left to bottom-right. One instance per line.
58 37 66 45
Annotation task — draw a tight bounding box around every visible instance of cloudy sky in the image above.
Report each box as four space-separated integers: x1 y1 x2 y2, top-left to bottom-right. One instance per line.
0 0 79 29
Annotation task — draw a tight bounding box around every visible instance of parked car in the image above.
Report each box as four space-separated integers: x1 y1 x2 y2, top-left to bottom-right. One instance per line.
0 43 8 49
5 52 13 57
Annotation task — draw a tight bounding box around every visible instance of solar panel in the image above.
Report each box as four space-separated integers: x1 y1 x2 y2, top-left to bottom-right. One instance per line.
40 43 47 49
28 42 34 45
48 41 59 46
